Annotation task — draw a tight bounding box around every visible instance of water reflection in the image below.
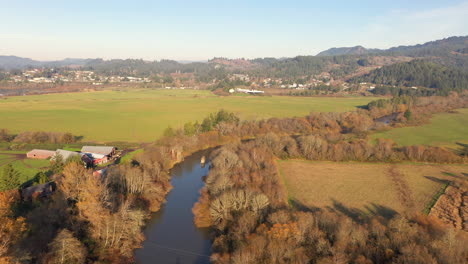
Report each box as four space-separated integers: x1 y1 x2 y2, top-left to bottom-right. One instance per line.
135 149 212 264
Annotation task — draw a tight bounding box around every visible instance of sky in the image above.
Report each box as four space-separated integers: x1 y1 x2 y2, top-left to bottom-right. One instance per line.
0 0 467 61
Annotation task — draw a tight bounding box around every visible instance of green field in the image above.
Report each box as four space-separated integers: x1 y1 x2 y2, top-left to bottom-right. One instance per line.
372 108 468 147
0 151 50 184
0 89 377 142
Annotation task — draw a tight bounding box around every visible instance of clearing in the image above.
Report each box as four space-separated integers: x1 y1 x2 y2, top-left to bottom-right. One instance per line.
279 160 467 218
0 89 377 142
371 108 468 148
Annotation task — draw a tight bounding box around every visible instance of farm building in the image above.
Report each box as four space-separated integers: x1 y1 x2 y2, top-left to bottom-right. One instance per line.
81 146 116 157
52 149 93 166
85 152 109 165
26 149 55 159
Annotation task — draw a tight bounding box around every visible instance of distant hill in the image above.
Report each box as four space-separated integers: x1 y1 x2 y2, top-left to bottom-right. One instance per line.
349 60 468 94
317 46 382 56
0 56 42 70
1 36 466 80
0 56 93 70
317 36 467 57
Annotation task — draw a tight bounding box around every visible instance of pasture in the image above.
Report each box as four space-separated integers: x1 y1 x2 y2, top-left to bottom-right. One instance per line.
371 108 468 148
0 151 49 184
279 160 467 217
0 89 377 142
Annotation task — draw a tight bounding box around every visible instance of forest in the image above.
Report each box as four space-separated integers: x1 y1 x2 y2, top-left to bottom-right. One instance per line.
350 60 468 95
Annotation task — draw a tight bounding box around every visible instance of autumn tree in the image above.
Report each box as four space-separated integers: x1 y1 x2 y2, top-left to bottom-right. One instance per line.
46 229 86 264
0 190 26 261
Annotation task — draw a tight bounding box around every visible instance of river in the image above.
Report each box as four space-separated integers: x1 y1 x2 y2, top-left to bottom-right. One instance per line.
135 149 212 264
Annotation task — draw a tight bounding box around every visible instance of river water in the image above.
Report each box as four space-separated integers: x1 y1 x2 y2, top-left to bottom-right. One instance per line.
135 149 212 264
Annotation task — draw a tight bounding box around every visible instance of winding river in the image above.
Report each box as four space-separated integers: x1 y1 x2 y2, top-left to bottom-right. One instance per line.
135 149 212 264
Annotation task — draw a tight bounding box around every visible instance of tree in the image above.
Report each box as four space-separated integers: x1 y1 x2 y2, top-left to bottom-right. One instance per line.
34 171 49 185
0 190 26 260
0 164 21 191
404 109 412 120
50 154 65 174
46 229 87 264
163 126 175 137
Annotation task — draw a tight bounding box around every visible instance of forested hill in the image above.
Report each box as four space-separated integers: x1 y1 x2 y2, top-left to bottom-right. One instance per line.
349 60 468 93
316 46 382 56
1 36 467 81
317 36 467 57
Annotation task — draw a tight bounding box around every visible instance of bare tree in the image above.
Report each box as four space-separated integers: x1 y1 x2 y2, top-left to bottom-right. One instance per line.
46 229 86 264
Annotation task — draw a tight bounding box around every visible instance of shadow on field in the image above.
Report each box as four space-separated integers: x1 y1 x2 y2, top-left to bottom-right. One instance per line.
327 199 397 223
289 198 397 222
424 175 452 184
289 199 321 212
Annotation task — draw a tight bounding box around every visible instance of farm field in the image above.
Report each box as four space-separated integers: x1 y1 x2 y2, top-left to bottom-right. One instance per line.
0 151 49 184
0 89 378 142
279 160 467 217
371 108 468 148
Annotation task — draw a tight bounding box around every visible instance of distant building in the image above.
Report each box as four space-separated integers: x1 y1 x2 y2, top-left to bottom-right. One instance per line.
85 153 109 165
235 88 265 94
27 149 56 159
81 146 116 157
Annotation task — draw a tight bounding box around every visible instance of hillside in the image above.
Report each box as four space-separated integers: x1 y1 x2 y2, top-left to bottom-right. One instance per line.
349 60 468 94
1 36 466 80
316 46 382 56
317 36 468 57
0 56 92 70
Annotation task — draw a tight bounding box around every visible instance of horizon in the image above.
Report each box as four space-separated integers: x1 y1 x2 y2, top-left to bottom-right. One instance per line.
3 34 466 63
1 0 468 61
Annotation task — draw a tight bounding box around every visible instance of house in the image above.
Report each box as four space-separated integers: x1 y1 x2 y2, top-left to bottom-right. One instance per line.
81 146 116 157
26 149 56 159
22 182 55 201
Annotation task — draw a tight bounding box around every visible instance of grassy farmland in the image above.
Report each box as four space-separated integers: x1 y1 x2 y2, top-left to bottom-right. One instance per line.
0 151 49 184
371 108 468 148
0 89 377 142
279 160 467 217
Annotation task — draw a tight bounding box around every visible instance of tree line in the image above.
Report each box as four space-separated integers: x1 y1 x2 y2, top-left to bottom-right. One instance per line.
0 130 78 144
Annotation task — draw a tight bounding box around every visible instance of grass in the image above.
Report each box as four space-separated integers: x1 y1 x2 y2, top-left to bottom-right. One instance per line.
279 160 467 217
120 149 144 164
371 108 468 148
0 151 50 184
0 89 378 142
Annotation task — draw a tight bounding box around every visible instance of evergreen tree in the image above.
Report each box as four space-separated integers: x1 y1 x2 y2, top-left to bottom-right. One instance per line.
34 171 49 185
0 164 21 191
404 109 413 120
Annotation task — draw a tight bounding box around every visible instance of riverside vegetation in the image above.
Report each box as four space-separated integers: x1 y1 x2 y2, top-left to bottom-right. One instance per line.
0 92 467 263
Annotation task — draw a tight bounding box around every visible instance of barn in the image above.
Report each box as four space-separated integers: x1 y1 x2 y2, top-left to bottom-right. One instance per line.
27 149 56 159
81 146 116 157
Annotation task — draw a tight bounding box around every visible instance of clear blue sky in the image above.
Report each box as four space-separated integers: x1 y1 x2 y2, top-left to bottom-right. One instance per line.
1 0 467 61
